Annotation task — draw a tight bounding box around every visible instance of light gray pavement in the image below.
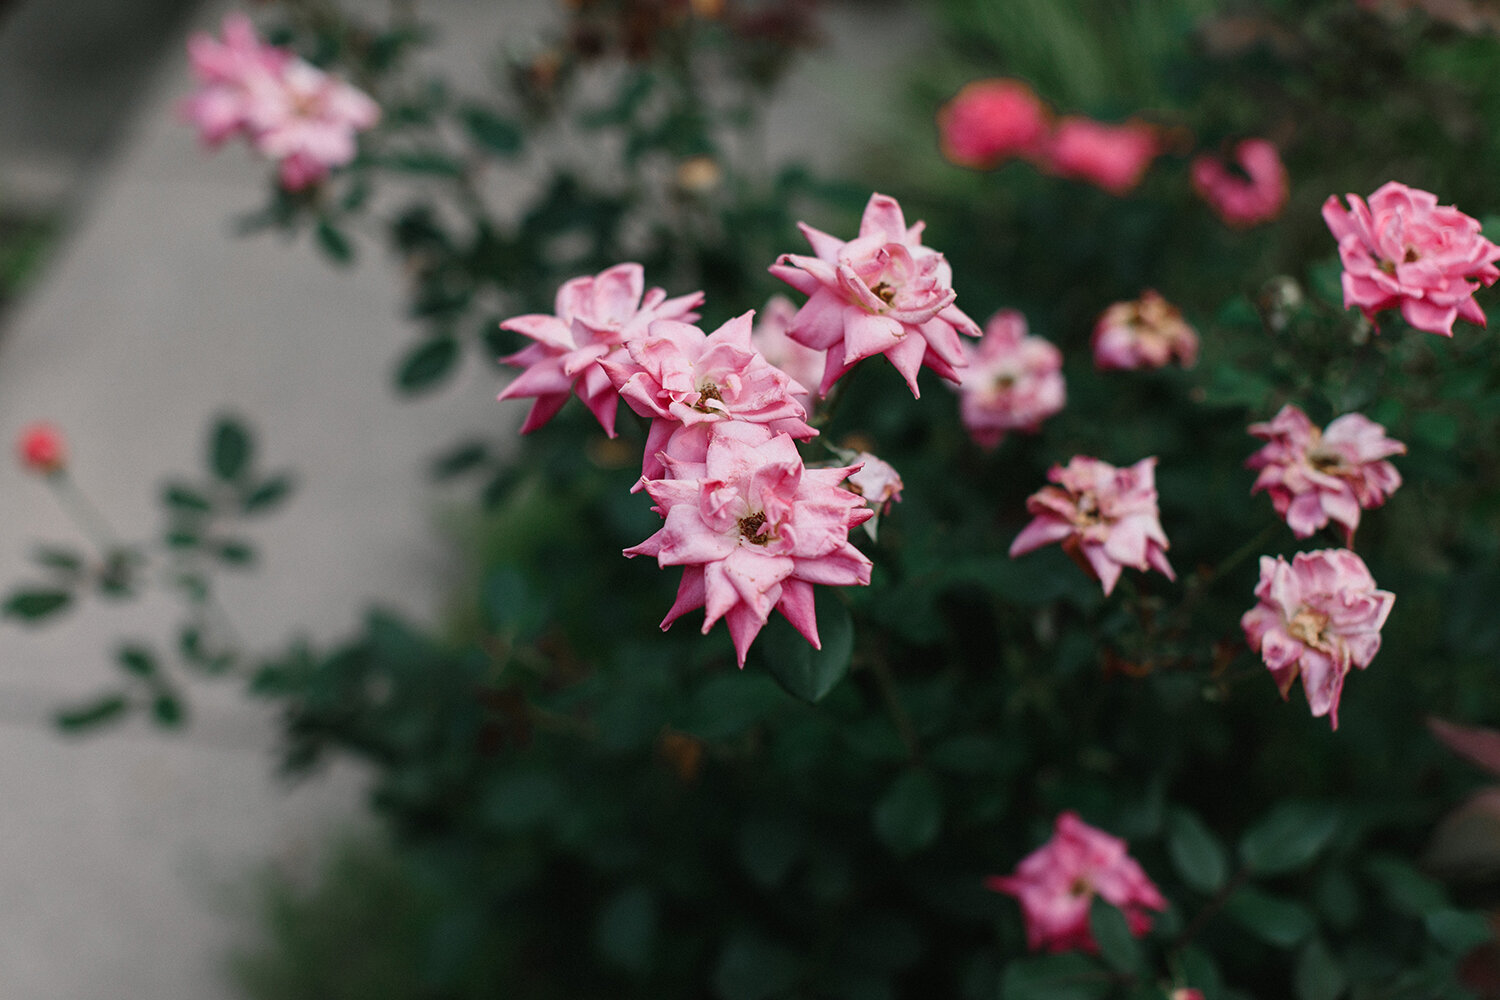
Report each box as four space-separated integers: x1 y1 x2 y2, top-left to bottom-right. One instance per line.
0 2 931 998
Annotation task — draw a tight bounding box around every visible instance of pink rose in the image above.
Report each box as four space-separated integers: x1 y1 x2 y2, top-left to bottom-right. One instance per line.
625 422 873 667
769 192 981 397
1010 456 1174 596
1190 139 1289 228
1092 290 1198 371
1042 117 1161 195
843 452 903 515
937 78 1051 170
1241 549 1394 729
1246 404 1404 544
600 311 817 482
497 263 704 435
954 309 1065 449
1323 181 1500 337
987 811 1167 954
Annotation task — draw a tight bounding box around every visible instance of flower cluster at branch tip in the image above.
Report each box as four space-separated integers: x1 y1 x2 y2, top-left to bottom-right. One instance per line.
987 811 1167 954
624 422 873 667
1010 456 1174 596
1092 290 1198 371
16 423 66 475
1190 138 1289 228
1323 181 1500 337
1241 549 1393 729
769 192 981 397
953 309 1065 449
497 263 704 436
937 79 1051 169
181 13 380 191
1042 117 1162 195
600 312 817 482
1247 405 1405 544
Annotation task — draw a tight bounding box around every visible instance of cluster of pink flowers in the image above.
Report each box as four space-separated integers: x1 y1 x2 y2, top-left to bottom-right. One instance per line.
953 309 1065 449
1241 550 1394 729
1091 290 1199 371
1010 456 1174 597
496 196 989 666
1190 138 1289 228
769 193 981 397
1324 181 1500 337
936 78 1162 194
988 811 1166 953
181 13 380 191
1247 405 1405 544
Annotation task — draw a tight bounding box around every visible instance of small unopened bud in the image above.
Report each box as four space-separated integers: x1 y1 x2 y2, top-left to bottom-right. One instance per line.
17 422 66 474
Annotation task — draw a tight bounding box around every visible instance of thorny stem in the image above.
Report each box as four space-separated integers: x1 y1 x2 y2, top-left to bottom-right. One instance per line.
48 473 122 553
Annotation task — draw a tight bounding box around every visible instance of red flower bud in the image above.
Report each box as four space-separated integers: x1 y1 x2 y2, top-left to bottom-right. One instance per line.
17 423 66 474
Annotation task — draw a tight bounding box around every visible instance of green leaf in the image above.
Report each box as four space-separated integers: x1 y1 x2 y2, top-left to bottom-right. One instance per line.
430 440 487 480
31 546 82 572
151 693 185 728
395 334 459 393
759 590 853 703
242 473 294 514
210 417 252 481
1001 953 1111 1000
55 693 129 731
594 885 656 973
1090 898 1145 975
873 769 942 856
738 817 805 888
4 588 71 621
1364 856 1447 916
383 150 465 176
1225 887 1316 948
215 539 256 567
116 644 156 678
713 931 799 1000
1239 801 1340 876
1294 939 1345 1000
1169 807 1230 893
163 482 212 513
460 105 523 156
481 769 563 832
1425 908 1492 953
315 219 354 264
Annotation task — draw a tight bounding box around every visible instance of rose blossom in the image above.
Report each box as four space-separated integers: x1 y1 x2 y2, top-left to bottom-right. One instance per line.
1041 117 1161 195
16 423 66 474
769 192 981 397
1247 404 1404 544
624 422 873 667
751 294 825 413
181 13 379 191
497 263 704 436
1323 181 1500 337
954 309 1065 449
1092 290 1198 371
1190 139 1289 228
1010 456 1174 596
842 452 903 515
1241 549 1394 729
600 311 817 482
937 78 1051 169
987 811 1167 954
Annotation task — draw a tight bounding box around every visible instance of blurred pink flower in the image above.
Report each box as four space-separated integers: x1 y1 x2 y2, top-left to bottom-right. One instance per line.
181 13 379 190
954 309 1065 449
16 422 66 475
1092 290 1198 371
1042 117 1161 195
1241 549 1393 729
1190 138 1289 228
1247 404 1404 544
600 311 817 482
987 811 1167 954
1323 181 1500 337
769 192 981 397
751 294 824 413
497 263 704 436
625 422 873 667
937 78 1051 169
1010 455 1174 596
